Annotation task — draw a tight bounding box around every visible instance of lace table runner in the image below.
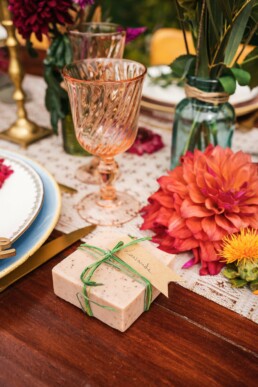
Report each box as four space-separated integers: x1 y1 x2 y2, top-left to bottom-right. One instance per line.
0 74 257 323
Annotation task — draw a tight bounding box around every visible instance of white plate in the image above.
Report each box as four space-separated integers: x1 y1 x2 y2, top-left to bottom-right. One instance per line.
0 154 44 242
0 150 61 278
142 65 258 106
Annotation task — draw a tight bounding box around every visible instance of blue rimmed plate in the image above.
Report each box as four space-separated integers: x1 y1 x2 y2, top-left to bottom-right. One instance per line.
0 154 44 242
0 150 61 278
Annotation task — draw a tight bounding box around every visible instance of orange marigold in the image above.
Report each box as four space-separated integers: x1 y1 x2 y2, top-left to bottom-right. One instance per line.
141 145 258 275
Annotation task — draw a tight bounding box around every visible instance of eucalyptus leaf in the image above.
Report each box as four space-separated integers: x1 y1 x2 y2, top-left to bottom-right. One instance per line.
63 35 73 65
231 67 251 85
241 46 258 88
205 0 220 40
170 54 196 80
224 0 253 65
217 0 233 22
218 74 237 94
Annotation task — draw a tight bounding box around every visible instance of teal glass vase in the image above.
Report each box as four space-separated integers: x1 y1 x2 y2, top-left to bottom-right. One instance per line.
171 76 235 169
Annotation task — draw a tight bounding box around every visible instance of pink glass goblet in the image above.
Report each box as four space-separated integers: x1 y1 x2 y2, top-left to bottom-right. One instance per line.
63 58 147 226
68 22 126 184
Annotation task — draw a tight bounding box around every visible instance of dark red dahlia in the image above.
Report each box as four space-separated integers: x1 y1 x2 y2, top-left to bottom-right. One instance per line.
127 127 164 156
0 159 13 189
9 0 75 41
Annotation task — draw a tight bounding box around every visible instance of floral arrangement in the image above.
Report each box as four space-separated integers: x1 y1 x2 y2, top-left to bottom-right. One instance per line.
127 127 164 156
220 229 258 293
171 0 258 93
0 159 13 188
9 0 146 132
141 145 258 278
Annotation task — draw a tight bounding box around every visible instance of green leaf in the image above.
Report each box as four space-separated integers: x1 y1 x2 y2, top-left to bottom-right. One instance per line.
196 7 210 78
231 67 251 85
217 0 232 22
222 264 239 279
26 40 38 58
218 74 237 94
241 46 258 88
177 0 197 11
63 35 73 65
230 278 248 288
224 0 253 65
205 0 220 40
170 54 196 80
250 279 258 293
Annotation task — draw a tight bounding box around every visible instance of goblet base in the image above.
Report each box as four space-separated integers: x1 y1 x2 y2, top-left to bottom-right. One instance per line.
76 191 140 226
76 157 100 185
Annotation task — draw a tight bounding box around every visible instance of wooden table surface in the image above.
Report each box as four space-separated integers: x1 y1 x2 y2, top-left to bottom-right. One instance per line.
0 231 257 387
0 48 257 386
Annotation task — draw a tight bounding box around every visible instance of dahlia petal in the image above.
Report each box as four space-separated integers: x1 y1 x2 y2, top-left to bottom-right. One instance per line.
243 197 258 205
188 183 205 204
214 215 238 233
156 207 174 227
182 257 196 269
173 237 199 251
199 260 225 276
225 213 244 228
151 190 174 208
201 217 226 240
205 198 224 214
181 199 213 218
153 234 177 253
199 241 219 262
185 218 203 234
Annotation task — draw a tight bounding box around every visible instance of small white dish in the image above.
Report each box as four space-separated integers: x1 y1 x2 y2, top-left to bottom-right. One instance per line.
0 154 44 242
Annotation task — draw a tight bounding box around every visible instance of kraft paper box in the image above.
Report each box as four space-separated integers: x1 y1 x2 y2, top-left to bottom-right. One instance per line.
52 233 179 332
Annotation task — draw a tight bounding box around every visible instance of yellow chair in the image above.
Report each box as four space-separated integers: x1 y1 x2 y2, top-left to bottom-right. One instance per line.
150 28 253 66
150 28 195 65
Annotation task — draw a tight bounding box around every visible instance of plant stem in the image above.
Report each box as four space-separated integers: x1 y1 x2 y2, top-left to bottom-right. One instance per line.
174 0 189 54
182 110 201 154
195 0 206 77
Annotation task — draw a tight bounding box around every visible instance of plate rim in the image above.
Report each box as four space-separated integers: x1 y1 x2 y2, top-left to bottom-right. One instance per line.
0 149 61 278
0 153 44 242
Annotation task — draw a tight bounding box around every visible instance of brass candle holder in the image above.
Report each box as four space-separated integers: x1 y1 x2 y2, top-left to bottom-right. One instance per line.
0 1 52 148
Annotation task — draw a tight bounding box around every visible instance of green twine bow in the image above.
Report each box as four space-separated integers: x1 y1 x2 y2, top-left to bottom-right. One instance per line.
78 237 152 316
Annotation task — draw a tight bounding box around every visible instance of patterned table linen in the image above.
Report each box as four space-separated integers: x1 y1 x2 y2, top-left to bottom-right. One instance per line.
0 74 257 323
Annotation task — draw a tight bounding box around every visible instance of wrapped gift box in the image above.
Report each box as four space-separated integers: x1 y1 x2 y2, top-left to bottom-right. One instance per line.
52 233 177 332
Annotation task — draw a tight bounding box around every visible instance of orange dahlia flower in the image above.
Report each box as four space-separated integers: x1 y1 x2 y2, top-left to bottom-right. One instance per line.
141 145 258 275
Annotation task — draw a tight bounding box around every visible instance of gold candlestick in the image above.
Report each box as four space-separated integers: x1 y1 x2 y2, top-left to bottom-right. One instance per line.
0 1 52 147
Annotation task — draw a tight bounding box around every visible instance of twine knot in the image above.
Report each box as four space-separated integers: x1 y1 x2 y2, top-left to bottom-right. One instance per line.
185 83 230 104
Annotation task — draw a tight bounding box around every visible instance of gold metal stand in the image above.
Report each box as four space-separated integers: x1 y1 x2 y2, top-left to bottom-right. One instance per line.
0 1 52 148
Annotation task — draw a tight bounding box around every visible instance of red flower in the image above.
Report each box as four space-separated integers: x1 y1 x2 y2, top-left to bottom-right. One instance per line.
0 159 13 189
127 127 164 156
141 146 258 275
9 0 75 41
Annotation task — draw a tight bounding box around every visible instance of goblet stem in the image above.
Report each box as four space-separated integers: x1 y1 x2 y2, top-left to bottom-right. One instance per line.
98 157 118 202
